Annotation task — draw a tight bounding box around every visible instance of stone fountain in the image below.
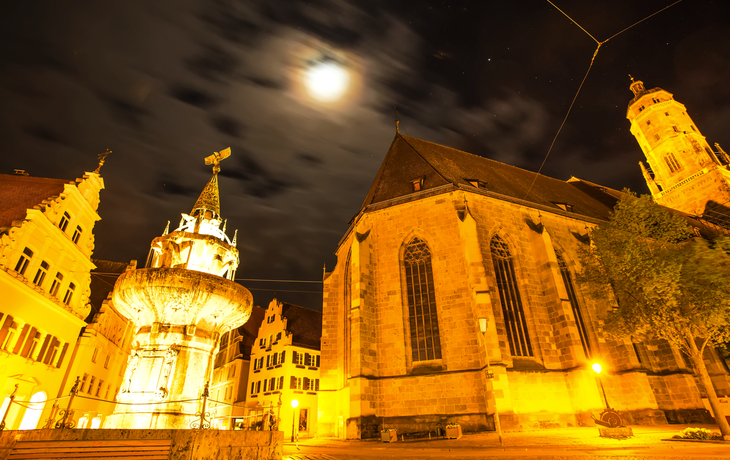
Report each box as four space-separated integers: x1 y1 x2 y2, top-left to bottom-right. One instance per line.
107 148 252 429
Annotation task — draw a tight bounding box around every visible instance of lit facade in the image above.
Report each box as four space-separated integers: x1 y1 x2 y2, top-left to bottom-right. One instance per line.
318 132 730 438
57 260 137 429
107 149 254 429
246 299 322 440
209 305 265 430
0 167 104 430
627 79 730 219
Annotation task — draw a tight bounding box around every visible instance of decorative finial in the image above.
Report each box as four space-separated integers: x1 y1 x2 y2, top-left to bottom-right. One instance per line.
629 74 634 83
204 147 231 174
222 219 227 233
322 263 327 280
232 229 238 246
394 106 400 134
94 149 111 173
162 221 170 235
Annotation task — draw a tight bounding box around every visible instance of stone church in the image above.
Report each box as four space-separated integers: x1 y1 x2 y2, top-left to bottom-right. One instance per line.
317 81 730 438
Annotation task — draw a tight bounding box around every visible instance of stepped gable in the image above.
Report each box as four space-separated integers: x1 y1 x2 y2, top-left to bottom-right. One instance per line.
0 173 69 229
360 133 616 221
281 302 322 350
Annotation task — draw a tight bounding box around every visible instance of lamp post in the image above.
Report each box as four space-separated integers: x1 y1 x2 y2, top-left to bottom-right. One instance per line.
290 399 299 443
592 363 610 410
477 317 503 447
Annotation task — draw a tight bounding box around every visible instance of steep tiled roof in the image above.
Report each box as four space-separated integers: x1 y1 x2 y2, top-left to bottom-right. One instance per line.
0 173 69 229
281 302 322 350
359 134 617 221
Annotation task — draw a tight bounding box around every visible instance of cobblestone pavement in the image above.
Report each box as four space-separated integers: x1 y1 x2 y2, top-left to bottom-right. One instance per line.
282 424 730 459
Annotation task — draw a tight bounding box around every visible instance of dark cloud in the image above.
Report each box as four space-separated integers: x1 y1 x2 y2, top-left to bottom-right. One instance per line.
22 124 69 146
169 85 219 108
244 76 284 90
211 115 244 137
219 150 294 199
297 153 323 166
185 44 240 82
154 177 199 198
100 94 151 129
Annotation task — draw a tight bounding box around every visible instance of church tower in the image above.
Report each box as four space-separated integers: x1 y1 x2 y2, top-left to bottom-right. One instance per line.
627 78 730 218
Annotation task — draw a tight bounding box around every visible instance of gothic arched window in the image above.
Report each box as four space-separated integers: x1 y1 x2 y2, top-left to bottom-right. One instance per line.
556 252 592 357
343 250 351 381
403 237 442 362
490 235 533 357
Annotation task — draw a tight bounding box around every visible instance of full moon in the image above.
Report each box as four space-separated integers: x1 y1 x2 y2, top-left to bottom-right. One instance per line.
305 62 350 102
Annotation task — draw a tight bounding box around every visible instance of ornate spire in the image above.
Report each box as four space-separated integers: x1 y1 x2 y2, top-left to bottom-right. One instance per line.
191 148 231 218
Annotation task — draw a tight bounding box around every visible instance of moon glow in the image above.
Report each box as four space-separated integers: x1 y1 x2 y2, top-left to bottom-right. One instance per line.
305 62 350 102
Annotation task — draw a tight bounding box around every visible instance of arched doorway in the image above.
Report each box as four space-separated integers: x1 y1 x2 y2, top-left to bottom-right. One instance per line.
18 392 46 430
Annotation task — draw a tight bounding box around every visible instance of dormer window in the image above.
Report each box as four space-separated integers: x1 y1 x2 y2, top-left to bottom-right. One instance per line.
554 203 573 212
466 179 487 188
646 120 651 125
672 126 679 133
411 177 424 192
59 212 71 232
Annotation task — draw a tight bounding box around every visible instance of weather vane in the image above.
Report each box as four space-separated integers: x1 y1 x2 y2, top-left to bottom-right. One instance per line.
94 149 111 173
204 147 231 174
629 74 634 83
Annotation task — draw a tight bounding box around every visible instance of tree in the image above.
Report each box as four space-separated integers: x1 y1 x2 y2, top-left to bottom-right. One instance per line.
579 192 730 438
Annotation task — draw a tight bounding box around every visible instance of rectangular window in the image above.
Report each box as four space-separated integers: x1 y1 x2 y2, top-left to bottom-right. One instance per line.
72 226 82 244
88 376 95 394
655 134 660 140
81 374 88 392
266 354 271 367
673 125 679 133
304 353 312 366
251 382 255 395
316 355 320 368
96 380 103 397
49 272 63 297
315 379 320 391
225 386 231 400
290 376 302 390
104 355 110 369
278 376 284 390
280 350 286 364
269 378 275 392
63 283 76 305
32 261 49 287
59 212 71 232
303 377 310 391
91 348 98 363
256 381 261 394
14 248 33 275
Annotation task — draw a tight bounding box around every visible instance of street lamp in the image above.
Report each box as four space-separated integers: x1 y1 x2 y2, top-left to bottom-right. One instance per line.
477 317 503 446
591 362 610 410
290 399 299 443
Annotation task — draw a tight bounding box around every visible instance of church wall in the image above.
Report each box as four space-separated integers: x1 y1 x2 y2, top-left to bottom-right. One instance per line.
322 184 723 437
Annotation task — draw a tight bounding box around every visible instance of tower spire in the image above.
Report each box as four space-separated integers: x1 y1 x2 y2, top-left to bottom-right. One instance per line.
191 147 231 219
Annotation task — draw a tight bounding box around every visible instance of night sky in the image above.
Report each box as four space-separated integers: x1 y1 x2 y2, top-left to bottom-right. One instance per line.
1 0 729 311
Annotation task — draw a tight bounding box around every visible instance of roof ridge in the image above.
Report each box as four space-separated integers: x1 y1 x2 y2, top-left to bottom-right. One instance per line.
398 134 452 184
401 134 570 186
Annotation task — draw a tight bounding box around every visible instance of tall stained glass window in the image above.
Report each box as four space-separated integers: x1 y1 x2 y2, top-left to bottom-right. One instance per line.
404 237 442 361
556 252 592 357
491 235 533 357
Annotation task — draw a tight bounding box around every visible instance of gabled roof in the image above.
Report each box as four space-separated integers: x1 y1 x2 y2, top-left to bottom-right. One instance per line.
0 173 70 229
358 134 616 221
281 302 322 351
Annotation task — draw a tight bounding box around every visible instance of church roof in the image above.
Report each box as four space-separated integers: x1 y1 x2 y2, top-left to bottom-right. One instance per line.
0 173 69 229
359 133 617 221
281 302 322 351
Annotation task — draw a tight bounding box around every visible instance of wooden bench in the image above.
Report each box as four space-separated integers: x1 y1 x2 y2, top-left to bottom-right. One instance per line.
8 439 172 460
